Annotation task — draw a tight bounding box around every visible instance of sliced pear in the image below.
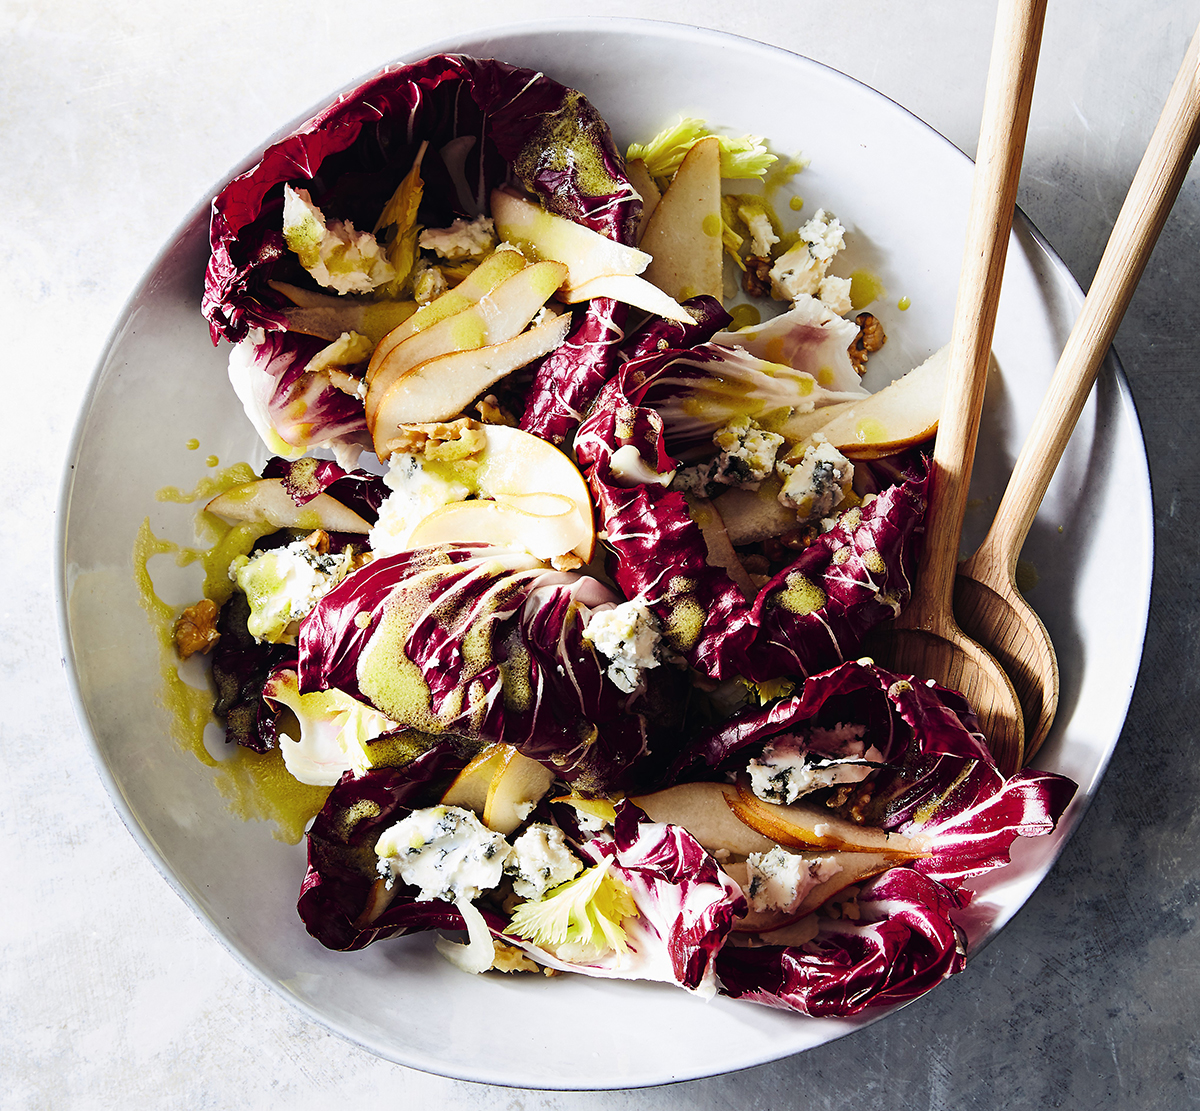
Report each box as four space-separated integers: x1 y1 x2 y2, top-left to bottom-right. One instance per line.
640 135 723 303
491 186 651 288
786 344 953 461
729 777 928 857
441 744 508 814
205 478 371 534
365 261 567 427
557 273 693 323
482 748 555 835
625 157 662 245
366 250 528 385
281 302 418 345
686 495 756 599
372 311 571 454
712 476 799 546
406 498 588 564
774 400 858 448
474 425 594 561
631 781 777 857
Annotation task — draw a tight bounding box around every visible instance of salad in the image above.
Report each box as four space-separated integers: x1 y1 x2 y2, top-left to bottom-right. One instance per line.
173 53 1075 1016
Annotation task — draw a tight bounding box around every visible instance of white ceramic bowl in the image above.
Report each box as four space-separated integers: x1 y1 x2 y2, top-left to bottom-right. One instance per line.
57 19 1151 1090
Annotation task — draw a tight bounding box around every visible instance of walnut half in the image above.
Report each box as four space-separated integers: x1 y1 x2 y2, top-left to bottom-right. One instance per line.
174 599 220 659
848 312 886 373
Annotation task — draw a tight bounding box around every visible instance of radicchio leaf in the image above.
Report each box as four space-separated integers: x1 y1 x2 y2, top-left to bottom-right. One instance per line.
297 546 681 791
575 354 929 683
501 800 744 995
715 867 967 1016
261 456 389 523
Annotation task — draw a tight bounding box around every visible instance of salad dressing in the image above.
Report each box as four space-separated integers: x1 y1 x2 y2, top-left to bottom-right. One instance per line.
849 269 886 311
133 467 333 843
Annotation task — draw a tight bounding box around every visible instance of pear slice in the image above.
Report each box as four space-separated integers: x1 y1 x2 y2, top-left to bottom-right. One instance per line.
365 261 567 428
686 495 756 599
491 186 651 288
372 311 570 454
475 426 595 561
482 748 555 835
640 135 724 303
366 249 528 384
711 477 800 546
784 344 953 461
729 777 928 857
557 273 694 323
441 744 508 814
205 479 371 534
625 158 662 245
631 781 777 857
406 497 588 564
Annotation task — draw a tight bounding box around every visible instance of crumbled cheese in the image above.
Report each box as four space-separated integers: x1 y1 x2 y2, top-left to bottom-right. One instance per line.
411 258 449 304
375 806 511 903
744 848 843 914
229 540 353 644
817 274 853 316
368 453 472 556
769 209 846 302
742 209 779 258
583 599 662 693
282 185 395 295
505 823 584 901
777 438 854 522
746 725 883 805
304 330 374 375
674 416 785 497
419 216 497 260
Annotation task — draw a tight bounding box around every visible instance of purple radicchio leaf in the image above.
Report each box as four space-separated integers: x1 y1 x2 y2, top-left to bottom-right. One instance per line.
210 589 296 752
261 456 389 523
298 750 498 951
228 330 372 467
297 546 681 792
715 866 967 1016
203 54 640 345
574 357 929 684
501 800 744 995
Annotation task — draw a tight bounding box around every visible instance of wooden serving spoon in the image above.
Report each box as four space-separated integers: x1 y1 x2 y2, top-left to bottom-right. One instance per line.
866 0 1047 775
955 22 1200 763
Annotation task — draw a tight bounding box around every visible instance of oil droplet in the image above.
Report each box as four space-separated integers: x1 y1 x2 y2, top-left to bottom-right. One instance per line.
701 213 722 238
1015 559 1040 593
727 304 761 331
898 296 911 311
789 196 804 212
855 417 889 443
849 269 886 310
185 438 200 450
205 455 219 468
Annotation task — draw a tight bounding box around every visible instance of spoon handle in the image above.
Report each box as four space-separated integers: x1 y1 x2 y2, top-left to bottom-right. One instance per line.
967 22 1200 578
902 0 1047 630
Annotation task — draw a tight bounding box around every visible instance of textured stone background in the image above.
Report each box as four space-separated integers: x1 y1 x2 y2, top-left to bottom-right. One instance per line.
5 1 1199 1107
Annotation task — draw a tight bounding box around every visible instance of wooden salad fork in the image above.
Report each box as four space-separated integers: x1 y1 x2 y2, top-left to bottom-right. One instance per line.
955 20 1200 762
867 0 1048 775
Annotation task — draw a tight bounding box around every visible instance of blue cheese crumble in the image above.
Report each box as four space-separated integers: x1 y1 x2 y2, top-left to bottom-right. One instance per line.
375 806 511 903
582 599 663 693
777 438 854 523
674 416 785 497
369 453 472 556
229 539 353 644
505 823 583 901
744 847 843 913
769 209 846 304
282 185 395 295
747 724 883 805
418 216 497 260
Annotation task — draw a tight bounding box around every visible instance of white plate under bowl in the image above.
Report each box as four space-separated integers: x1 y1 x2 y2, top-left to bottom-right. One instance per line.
57 18 1151 1090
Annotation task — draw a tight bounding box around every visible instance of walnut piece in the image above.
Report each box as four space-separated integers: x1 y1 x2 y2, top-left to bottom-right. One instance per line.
848 312 886 373
380 417 488 462
474 394 519 427
174 599 220 660
742 255 772 298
